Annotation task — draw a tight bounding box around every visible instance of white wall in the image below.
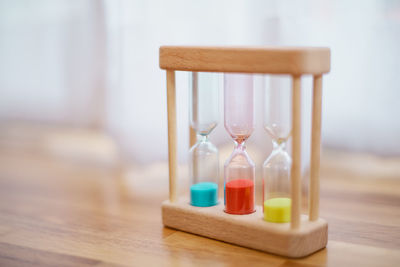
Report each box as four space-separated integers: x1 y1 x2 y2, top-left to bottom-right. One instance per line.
0 0 399 164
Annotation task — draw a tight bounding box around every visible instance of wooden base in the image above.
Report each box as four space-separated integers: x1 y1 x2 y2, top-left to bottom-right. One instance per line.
162 198 328 258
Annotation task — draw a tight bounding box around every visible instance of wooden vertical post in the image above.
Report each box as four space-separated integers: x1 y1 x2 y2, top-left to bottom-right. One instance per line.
309 75 322 221
189 127 196 148
167 70 177 202
291 75 302 230
189 72 198 149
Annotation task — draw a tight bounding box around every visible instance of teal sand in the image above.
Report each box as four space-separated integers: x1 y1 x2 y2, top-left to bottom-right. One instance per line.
190 182 218 207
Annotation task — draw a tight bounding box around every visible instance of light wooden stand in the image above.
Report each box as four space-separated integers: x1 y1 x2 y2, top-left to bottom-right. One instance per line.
159 46 331 258
162 199 327 258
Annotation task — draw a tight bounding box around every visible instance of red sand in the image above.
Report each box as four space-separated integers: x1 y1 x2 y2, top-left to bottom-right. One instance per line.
225 179 254 214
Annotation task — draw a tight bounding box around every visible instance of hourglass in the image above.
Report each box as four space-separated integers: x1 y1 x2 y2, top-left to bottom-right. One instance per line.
189 72 219 207
224 74 255 215
160 46 330 258
263 76 292 223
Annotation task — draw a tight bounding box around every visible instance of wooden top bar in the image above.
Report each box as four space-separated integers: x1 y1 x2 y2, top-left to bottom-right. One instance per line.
159 46 330 75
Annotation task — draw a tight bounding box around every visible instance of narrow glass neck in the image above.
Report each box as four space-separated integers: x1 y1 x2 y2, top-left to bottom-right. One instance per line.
234 141 246 151
197 134 209 143
272 139 287 151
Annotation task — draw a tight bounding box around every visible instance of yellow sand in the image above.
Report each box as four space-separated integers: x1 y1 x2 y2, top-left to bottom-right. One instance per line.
263 197 291 223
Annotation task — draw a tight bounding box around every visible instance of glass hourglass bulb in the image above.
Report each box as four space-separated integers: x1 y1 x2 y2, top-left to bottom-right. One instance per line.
263 76 292 223
189 72 219 207
224 73 255 215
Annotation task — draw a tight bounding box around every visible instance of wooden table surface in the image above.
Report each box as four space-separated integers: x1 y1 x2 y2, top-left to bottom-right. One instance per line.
0 139 399 266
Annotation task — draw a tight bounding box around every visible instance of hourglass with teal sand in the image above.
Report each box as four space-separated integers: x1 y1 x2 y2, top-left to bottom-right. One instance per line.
263 76 292 223
189 72 219 207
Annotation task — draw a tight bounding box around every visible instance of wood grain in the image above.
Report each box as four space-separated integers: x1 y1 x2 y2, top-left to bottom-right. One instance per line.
0 242 100 267
0 126 399 266
159 46 331 75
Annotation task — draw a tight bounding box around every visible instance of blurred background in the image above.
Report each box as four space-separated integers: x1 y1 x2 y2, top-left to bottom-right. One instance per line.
0 0 399 188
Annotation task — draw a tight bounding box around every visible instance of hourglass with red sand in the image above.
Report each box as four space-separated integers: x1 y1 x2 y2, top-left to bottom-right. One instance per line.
223 73 255 215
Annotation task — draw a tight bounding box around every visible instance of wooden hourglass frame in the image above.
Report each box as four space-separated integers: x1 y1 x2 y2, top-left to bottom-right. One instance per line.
159 46 330 258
